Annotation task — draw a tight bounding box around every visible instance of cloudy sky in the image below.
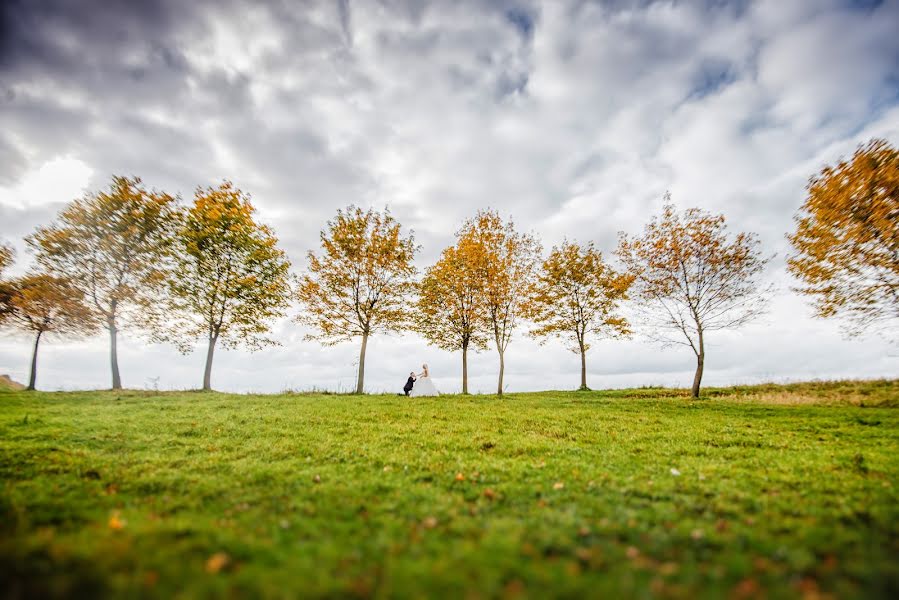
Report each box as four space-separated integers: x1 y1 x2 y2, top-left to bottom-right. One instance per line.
1 0 897 394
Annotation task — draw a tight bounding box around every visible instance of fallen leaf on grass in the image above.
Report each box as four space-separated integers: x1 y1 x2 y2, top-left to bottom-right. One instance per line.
553 481 565 490
108 511 126 530
483 488 497 500
504 579 525 597
422 516 438 529
658 562 679 576
205 552 230 573
733 578 761 599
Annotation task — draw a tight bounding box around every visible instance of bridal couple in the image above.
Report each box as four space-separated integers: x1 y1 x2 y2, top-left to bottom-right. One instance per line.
402 364 440 397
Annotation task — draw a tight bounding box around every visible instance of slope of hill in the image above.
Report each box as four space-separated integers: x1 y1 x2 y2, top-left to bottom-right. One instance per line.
0 374 25 391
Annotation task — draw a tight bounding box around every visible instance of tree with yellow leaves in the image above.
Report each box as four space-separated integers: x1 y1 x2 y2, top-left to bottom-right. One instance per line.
415 233 489 394
296 206 418 394
0 241 14 325
0 241 11 276
524 241 633 391
788 138 899 339
3 274 97 390
617 198 770 398
460 210 541 396
27 176 179 389
162 182 292 391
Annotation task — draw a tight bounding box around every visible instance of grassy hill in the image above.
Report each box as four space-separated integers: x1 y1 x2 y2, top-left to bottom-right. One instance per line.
0 375 25 392
1 380 897 598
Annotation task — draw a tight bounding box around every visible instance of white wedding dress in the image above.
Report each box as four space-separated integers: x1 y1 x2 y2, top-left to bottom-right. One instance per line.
410 371 440 397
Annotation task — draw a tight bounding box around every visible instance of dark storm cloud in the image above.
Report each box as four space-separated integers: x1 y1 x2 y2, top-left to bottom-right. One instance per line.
0 0 188 74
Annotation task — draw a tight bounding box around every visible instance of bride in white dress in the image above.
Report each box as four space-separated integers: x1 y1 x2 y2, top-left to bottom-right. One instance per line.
410 363 439 397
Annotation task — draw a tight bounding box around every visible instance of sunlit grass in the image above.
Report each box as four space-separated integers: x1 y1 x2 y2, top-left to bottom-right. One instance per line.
1 380 897 598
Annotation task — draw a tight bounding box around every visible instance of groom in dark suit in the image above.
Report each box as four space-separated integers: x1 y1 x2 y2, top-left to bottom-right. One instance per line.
402 372 416 396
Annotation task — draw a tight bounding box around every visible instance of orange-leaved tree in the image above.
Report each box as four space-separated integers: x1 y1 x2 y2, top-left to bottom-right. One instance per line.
161 182 292 391
27 176 179 389
296 206 418 394
0 241 11 276
415 233 489 394
3 274 96 390
461 210 541 397
0 241 14 324
617 198 770 398
788 138 899 339
524 241 633 391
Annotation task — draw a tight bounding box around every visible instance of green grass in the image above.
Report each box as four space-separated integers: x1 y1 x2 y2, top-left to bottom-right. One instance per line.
1 381 897 599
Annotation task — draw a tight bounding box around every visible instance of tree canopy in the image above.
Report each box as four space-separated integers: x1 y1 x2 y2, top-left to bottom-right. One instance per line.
296 206 418 394
525 241 632 390
415 233 489 394
459 210 541 396
788 138 899 340
618 199 770 397
161 182 292 391
3 274 97 390
26 175 180 389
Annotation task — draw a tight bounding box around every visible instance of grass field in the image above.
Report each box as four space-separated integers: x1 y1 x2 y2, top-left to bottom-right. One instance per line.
1 381 897 599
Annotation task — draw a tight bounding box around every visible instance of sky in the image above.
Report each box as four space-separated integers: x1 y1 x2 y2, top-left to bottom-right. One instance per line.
0 0 897 394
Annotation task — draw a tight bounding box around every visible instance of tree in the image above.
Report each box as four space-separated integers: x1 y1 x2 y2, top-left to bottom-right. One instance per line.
617 198 770 398
26 176 179 389
3 274 96 390
0 241 14 324
788 138 899 339
0 242 12 275
161 182 292 391
296 206 418 394
524 241 633 391
415 234 489 394
460 210 540 397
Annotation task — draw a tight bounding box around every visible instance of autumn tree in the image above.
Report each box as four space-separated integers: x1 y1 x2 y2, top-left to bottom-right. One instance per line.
296 206 418 394
460 210 540 396
0 241 12 276
788 138 899 339
27 176 179 389
415 234 489 394
161 182 292 391
524 241 633 391
0 241 14 324
617 199 770 398
3 274 96 390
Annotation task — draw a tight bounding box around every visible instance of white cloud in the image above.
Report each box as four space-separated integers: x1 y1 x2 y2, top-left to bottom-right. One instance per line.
0 156 93 210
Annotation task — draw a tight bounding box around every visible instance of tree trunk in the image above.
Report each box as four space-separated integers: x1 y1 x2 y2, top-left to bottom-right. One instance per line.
461 341 469 395
579 339 588 391
108 316 122 390
691 330 705 398
27 330 42 391
356 330 369 395
203 332 218 391
496 350 505 397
